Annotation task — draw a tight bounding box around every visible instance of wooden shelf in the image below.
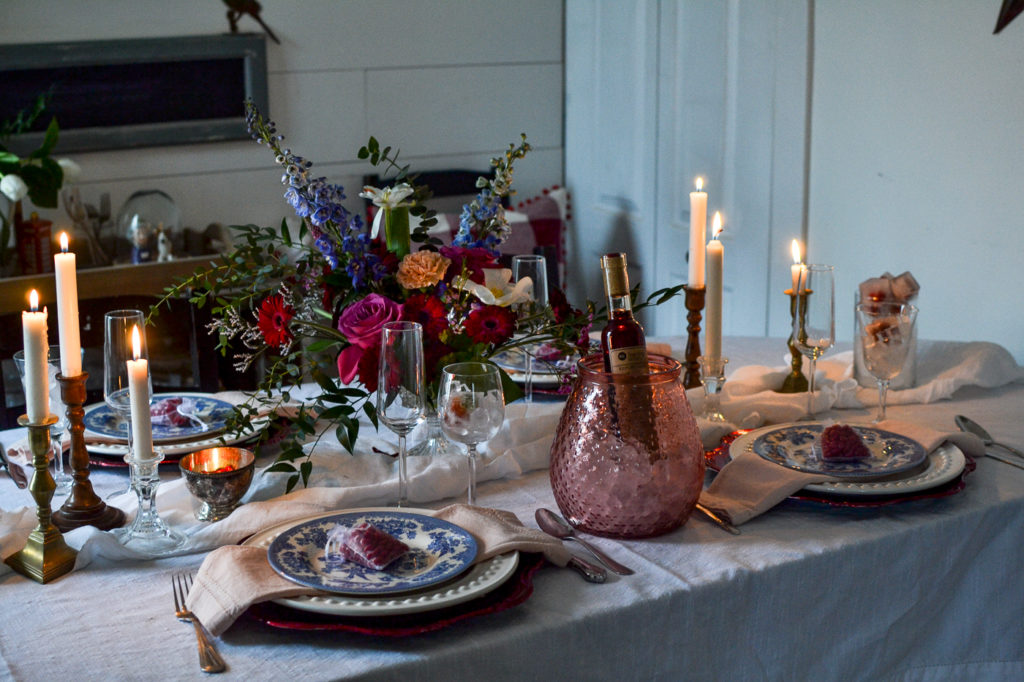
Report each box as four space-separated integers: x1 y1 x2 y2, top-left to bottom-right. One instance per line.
0 255 215 314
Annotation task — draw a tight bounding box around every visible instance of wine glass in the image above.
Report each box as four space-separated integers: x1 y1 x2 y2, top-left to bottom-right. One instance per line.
104 310 149 498
793 265 835 420
512 254 549 403
856 301 918 422
109 320 185 555
13 348 74 494
377 321 426 507
438 362 506 505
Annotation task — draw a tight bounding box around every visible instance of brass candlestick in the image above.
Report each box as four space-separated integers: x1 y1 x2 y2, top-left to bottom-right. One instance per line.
778 289 809 393
4 415 78 583
683 285 706 389
52 372 125 532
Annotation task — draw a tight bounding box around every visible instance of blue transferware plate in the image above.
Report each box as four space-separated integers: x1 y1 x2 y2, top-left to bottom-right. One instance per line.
267 511 478 596
83 393 235 443
752 424 928 479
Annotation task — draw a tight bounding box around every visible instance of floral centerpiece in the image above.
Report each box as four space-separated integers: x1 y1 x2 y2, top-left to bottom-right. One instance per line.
160 101 680 491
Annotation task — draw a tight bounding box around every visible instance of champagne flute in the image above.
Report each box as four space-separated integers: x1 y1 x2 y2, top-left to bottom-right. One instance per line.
377 321 426 507
512 254 548 403
438 362 506 505
104 310 149 498
856 301 918 422
793 265 835 420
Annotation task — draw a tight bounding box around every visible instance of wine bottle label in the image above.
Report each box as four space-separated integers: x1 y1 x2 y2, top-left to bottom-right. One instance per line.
607 345 649 374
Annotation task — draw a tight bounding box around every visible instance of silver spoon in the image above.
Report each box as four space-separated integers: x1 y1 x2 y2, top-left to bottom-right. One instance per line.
536 508 634 575
955 415 1024 460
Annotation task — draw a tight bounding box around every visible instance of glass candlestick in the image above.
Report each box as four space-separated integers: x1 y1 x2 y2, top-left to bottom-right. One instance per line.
699 356 729 422
113 446 185 555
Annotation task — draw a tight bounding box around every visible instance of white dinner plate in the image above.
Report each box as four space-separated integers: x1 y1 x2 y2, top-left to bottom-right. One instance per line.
728 425 966 496
243 508 519 617
491 349 565 387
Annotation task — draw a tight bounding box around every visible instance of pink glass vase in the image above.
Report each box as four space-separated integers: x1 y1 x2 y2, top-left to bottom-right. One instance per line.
549 354 704 538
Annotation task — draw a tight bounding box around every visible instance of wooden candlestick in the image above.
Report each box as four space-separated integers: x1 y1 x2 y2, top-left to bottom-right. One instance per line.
778 289 809 394
52 372 126 532
683 286 706 389
4 415 77 583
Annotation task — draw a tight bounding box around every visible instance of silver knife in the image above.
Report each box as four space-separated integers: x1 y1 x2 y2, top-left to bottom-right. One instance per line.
986 450 1024 471
567 555 607 583
695 502 741 535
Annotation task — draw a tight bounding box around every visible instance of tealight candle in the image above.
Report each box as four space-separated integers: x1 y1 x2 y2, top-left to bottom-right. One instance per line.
688 177 707 288
705 212 724 362
127 325 155 460
54 232 82 376
22 290 49 423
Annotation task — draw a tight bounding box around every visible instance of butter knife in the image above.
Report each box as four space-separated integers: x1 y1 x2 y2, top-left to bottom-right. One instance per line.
567 555 607 583
986 450 1024 472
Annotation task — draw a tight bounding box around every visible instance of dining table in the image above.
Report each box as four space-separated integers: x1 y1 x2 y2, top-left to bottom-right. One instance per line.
0 335 1022 681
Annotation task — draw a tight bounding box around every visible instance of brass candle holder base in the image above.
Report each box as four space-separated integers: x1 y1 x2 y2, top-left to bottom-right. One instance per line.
4 416 77 583
778 289 809 394
683 285 706 389
52 372 126 532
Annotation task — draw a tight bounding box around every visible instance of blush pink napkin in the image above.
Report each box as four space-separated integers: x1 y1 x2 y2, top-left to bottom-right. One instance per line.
699 420 985 526
187 504 571 636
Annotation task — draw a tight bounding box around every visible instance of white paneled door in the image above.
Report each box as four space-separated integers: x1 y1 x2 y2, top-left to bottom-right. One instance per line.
566 0 811 341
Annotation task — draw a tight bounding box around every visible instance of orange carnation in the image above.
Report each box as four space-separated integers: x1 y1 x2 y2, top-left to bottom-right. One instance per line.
396 250 451 289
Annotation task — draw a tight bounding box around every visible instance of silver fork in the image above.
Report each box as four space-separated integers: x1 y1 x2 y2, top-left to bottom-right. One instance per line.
172 571 226 674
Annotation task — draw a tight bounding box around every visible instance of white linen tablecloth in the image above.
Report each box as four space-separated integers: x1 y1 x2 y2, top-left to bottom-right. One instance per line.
1 336 1023 681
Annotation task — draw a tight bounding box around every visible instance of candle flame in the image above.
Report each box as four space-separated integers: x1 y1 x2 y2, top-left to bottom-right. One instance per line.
29 289 39 312
131 325 141 361
59 232 69 253
791 238 802 264
695 177 704 192
712 212 723 239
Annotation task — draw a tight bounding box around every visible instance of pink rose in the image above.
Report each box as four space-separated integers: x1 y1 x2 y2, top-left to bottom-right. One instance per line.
336 294 403 383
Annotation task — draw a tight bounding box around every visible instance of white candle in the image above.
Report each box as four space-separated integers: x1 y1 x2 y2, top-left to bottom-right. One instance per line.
22 290 49 423
54 232 82 377
688 177 708 288
705 213 724 362
126 325 155 460
790 239 803 293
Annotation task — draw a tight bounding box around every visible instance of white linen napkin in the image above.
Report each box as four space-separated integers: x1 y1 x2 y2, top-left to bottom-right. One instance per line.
699 420 985 526
186 504 571 636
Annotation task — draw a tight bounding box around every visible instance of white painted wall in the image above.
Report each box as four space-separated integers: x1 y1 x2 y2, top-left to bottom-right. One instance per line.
1 0 564 243
809 1 1024 362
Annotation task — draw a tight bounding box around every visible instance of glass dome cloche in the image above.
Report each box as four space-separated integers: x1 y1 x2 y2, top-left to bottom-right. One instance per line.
116 190 181 263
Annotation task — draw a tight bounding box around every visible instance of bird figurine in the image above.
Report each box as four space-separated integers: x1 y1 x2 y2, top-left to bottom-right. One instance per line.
223 0 281 44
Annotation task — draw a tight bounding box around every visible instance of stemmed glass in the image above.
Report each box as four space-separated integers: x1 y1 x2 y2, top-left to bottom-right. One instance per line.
13 348 74 494
856 301 918 422
103 310 148 498
108 318 184 555
511 254 548 403
793 265 835 420
377 321 426 507
438 362 506 505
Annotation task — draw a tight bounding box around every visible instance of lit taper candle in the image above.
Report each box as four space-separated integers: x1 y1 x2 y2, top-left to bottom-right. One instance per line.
22 290 49 422
126 325 154 460
688 177 707 288
790 239 804 293
54 232 82 376
705 213 724 362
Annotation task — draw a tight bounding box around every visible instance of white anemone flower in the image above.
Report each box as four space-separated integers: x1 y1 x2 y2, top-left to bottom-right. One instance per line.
57 159 82 185
358 183 415 238
0 174 29 202
455 268 533 307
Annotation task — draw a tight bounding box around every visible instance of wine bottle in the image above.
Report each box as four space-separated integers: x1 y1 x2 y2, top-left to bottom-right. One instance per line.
600 253 649 374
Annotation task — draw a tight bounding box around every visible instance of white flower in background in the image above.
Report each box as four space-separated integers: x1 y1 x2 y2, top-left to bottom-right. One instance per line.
57 159 81 185
454 267 533 307
0 174 29 202
358 183 414 238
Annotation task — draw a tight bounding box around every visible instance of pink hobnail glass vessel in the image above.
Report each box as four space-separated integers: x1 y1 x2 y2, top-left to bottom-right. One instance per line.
549 353 705 538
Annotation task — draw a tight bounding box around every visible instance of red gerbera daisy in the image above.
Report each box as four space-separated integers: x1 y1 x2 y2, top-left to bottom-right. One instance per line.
464 305 515 345
257 294 294 347
402 292 448 337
